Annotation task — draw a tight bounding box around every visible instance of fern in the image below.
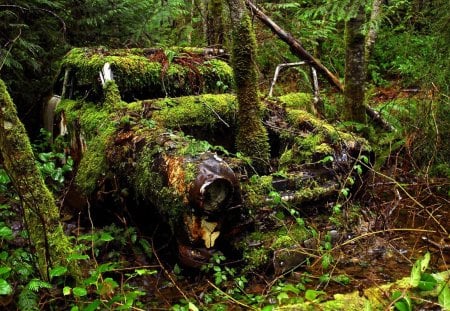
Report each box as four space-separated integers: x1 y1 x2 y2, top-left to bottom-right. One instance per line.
27 278 52 292
18 287 39 311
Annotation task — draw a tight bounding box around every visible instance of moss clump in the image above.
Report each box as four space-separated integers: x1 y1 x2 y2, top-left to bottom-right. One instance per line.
103 80 122 109
280 108 369 165
75 131 114 194
292 184 337 206
238 221 311 272
57 95 118 194
151 93 237 129
241 175 274 210
243 247 270 271
278 92 313 111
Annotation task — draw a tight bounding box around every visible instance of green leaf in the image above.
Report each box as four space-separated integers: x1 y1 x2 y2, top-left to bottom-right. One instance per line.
438 284 450 309
0 278 12 295
0 226 13 239
410 258 422 287
28 279 52 292
277 292 289 304
63 286 71 296
82 300 101 311
304 289 325 302
261 306 274 311
135 269 157 276
99 232 114 242
67 253 90 261
391 291 411 311
188 302 199 311
360 155 369 164
72 287 87 297
418 273 437 291
420 252 431 272
50 266 67 279
320 155 334 163
281 283 300 295
0 266 11 276
340 188 349 197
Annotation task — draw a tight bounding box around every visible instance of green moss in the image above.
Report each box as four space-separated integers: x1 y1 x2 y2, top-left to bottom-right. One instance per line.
242 175 274 210
133 145 185 226
278 92 313 111
152 93 237 128
230 12 270 172
103 80 122 108
238 222 311 272
276 271 450 310
0 79 82 281
57 97 119 194
75 131 113 194
61 47 234 99
293 184 337 205
243 247 270 271
280 108 370 165
184 162 197 184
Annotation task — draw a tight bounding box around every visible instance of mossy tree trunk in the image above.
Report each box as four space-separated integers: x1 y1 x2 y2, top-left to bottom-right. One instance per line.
344 4 367 124
206 0 225 47
225 0 270 173
0 80 80 282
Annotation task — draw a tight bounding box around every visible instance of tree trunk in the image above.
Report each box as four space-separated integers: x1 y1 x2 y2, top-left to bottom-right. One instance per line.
0 80 80 281
206 0 225 47
365 0 383 62
344 5 367 124
225 0 270 173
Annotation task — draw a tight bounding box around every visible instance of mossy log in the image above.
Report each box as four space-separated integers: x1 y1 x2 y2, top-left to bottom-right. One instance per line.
53 81 370 267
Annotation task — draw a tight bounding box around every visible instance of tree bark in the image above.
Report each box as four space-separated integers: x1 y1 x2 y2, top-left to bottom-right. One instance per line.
344 5 367 124
206 0 225 47
0 79 80 281
365 0 383 62
225 0 270 173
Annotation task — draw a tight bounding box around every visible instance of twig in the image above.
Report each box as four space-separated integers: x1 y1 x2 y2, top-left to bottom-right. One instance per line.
310 228 437 269
202 102 230 127
151 240 189 302
360 161 448 235
206 280 257 310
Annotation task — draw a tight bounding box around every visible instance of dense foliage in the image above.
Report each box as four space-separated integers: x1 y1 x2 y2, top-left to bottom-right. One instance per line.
0 0 449 310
